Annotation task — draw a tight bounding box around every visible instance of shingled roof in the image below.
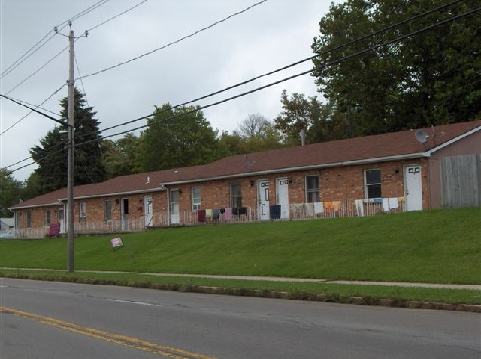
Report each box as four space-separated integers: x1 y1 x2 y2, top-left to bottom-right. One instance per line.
12 120 481 209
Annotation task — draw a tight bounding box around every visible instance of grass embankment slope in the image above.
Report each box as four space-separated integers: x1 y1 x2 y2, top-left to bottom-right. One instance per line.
1 207 479 284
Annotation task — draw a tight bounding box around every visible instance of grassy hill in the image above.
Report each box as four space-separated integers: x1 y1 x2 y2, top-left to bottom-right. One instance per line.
1 207 480 284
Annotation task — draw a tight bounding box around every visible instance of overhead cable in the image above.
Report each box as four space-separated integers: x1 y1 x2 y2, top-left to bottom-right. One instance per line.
101 0 466 133
79 0 269 80
5 3 478 175
0 0 110 79
0 84 66 137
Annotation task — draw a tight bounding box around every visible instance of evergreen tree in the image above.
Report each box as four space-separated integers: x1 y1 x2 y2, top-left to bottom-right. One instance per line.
30 88 106 194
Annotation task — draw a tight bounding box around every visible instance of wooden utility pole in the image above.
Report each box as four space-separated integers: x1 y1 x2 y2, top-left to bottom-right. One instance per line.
67 27 75 273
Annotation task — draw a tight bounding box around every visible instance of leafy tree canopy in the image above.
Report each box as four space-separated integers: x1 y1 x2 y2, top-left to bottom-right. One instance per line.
139 104 221 172
311 0 480 135
101 134 141 179
0 168 24 217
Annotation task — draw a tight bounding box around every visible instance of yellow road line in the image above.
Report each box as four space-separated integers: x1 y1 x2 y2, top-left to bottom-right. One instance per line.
0 306 218 359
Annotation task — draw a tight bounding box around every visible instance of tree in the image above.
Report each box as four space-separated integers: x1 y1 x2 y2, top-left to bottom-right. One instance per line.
311 0 481 135
101 134 141 179
236 114 284 151
0 168 23 217
21 172 42 201
30 88 106 194
274 90 344 144
237 114 271 138
139 104 221 172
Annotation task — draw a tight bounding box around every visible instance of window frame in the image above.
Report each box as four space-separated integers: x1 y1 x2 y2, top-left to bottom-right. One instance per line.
364 169 382 199
26 210 32 228
305 175 320 203
79 202 87 223
229 183 242 208
104 200 112 221
191 186 201 211
45 210 51 226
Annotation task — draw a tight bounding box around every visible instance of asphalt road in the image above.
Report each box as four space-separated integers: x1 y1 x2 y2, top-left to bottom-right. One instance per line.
1 278 479 359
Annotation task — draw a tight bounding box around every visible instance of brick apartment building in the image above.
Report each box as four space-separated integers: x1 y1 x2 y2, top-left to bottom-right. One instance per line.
10 120 481 238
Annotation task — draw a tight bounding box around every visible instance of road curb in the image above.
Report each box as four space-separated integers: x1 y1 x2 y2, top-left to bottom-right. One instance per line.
188 286 481 313
1 274 480 313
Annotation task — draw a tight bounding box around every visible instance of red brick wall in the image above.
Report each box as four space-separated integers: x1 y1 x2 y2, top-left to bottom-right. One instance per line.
15 158 429 230
169 158 428 215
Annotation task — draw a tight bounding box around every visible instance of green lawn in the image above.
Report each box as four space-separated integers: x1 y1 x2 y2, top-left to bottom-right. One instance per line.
1 207 480 284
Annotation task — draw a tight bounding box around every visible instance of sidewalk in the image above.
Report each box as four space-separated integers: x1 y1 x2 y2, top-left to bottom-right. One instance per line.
2 268 480 290
140 272 481 290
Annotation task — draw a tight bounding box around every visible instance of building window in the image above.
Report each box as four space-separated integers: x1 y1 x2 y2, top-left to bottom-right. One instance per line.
26 210 32 228
45 210 51 225
306 175 319 202
104 200 112 221
79 202 87 223
230 183 242 208
365 169 382 198
192 187 201 211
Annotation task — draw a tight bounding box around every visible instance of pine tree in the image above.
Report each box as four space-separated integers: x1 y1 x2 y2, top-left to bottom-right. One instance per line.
30 88 106 194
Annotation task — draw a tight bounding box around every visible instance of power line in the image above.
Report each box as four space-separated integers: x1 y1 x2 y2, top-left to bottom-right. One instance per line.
0 93 66 125
82 5 481 147
4 45 69 96
101 0 467 133
85 0 149 34
86 5 481 142
0 0 110 79
5 3 478 176
79 0 269 80
1 0 148 138
0 84 66 136
1 0 269 140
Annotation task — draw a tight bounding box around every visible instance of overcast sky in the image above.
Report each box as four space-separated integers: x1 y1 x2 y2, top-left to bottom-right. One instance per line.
0 0 337 181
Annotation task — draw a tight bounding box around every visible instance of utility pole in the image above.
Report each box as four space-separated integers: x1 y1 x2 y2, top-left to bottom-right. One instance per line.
67 27 75 273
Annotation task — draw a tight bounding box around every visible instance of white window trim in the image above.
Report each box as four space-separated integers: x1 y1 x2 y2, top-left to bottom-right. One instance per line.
192 187 201 211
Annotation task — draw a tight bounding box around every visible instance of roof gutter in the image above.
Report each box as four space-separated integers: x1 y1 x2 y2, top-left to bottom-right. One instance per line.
56 187 167 202
10 201 64 210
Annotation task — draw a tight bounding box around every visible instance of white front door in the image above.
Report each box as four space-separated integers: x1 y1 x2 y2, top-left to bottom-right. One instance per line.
144 196 153 227
405 165 423 211
276 177 290 219
257 180 270 220
58 208 65 233
170 190 180 224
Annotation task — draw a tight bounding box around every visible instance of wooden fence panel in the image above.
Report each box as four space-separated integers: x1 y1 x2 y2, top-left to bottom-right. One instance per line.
440 154 481 208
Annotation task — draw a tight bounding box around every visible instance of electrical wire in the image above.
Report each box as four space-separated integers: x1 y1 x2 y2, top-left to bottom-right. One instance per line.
0 93 66 125
4 3 478 176
100 0 467 133
74 6 481 150
85 0 149 34
79 0 269 80
2 0 146 116
0 84 66 137
0 0 110 79
1 0 269 140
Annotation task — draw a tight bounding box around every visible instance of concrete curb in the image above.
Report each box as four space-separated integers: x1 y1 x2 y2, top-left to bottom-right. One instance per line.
2 273 479 313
